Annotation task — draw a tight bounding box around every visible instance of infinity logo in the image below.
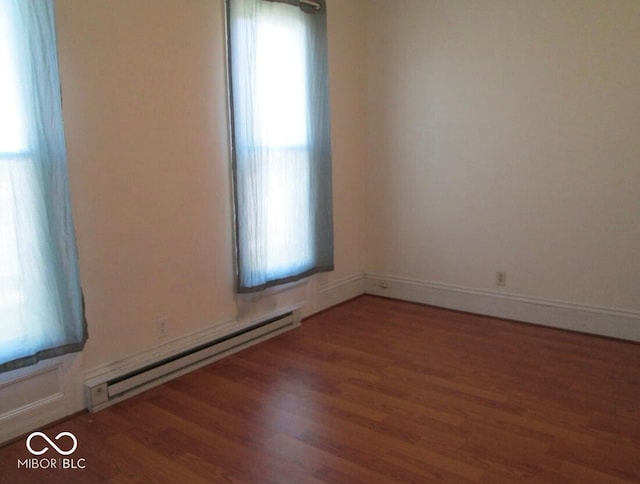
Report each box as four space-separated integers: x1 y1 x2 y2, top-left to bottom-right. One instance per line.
26 432 78 456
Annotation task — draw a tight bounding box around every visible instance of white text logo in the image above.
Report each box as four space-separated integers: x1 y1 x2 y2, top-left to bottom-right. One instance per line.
19 431 85 470
26 431 78 456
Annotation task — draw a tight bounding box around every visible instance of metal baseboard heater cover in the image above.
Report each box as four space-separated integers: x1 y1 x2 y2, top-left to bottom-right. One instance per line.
85 310 300 412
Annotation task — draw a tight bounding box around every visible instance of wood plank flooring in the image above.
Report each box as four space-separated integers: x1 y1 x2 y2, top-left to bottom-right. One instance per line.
1 295 639 483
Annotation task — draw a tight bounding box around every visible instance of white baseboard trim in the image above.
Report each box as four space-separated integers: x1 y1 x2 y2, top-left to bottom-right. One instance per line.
316 273 366 313
365 274 640 342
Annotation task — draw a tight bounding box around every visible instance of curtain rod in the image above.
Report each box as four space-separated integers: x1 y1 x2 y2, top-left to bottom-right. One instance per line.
300 0 321 11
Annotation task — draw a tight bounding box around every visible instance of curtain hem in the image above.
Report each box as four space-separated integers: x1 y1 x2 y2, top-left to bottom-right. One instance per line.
237 264 334 294
0 337 87 374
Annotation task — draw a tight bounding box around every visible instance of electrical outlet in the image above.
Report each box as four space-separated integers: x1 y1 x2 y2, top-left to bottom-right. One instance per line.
156 317 168 339
379 281 389 289
496 272 507 286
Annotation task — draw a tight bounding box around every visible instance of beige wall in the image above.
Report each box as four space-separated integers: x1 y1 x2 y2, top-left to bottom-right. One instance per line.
56 0 640 373
365 0 640 312
55 0 368 371
325 0 368 287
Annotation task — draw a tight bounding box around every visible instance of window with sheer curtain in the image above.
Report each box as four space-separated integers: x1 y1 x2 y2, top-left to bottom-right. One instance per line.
227 0 334 293
0 0 86 373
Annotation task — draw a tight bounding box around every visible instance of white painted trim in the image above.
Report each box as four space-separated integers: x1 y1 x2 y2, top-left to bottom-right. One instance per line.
316 273 365 313
0 353 84 445
237 279 311 327
365 274 640 342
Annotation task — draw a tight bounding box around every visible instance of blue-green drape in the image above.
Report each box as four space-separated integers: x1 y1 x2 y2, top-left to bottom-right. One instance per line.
0 0 87 372
227 0 334 293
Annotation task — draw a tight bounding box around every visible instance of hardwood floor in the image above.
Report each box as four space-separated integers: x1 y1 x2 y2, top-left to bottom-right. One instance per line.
1 295 639 483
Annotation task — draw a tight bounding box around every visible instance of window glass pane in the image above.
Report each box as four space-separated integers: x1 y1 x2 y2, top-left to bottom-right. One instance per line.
254 12 307 148
0 8 26 153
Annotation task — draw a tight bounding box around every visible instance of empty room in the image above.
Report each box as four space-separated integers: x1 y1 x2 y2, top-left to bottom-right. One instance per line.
0 0 638 482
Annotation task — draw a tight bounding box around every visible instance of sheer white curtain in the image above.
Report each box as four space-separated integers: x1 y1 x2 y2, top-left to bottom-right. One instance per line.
0 0 86 372
227 0 334 293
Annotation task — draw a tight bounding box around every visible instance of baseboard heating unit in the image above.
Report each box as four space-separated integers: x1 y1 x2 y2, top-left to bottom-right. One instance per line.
85 310 300 412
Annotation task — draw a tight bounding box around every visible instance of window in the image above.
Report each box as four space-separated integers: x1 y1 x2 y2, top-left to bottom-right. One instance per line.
227 0 334 293
0 5 26 352
0 0 86 372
